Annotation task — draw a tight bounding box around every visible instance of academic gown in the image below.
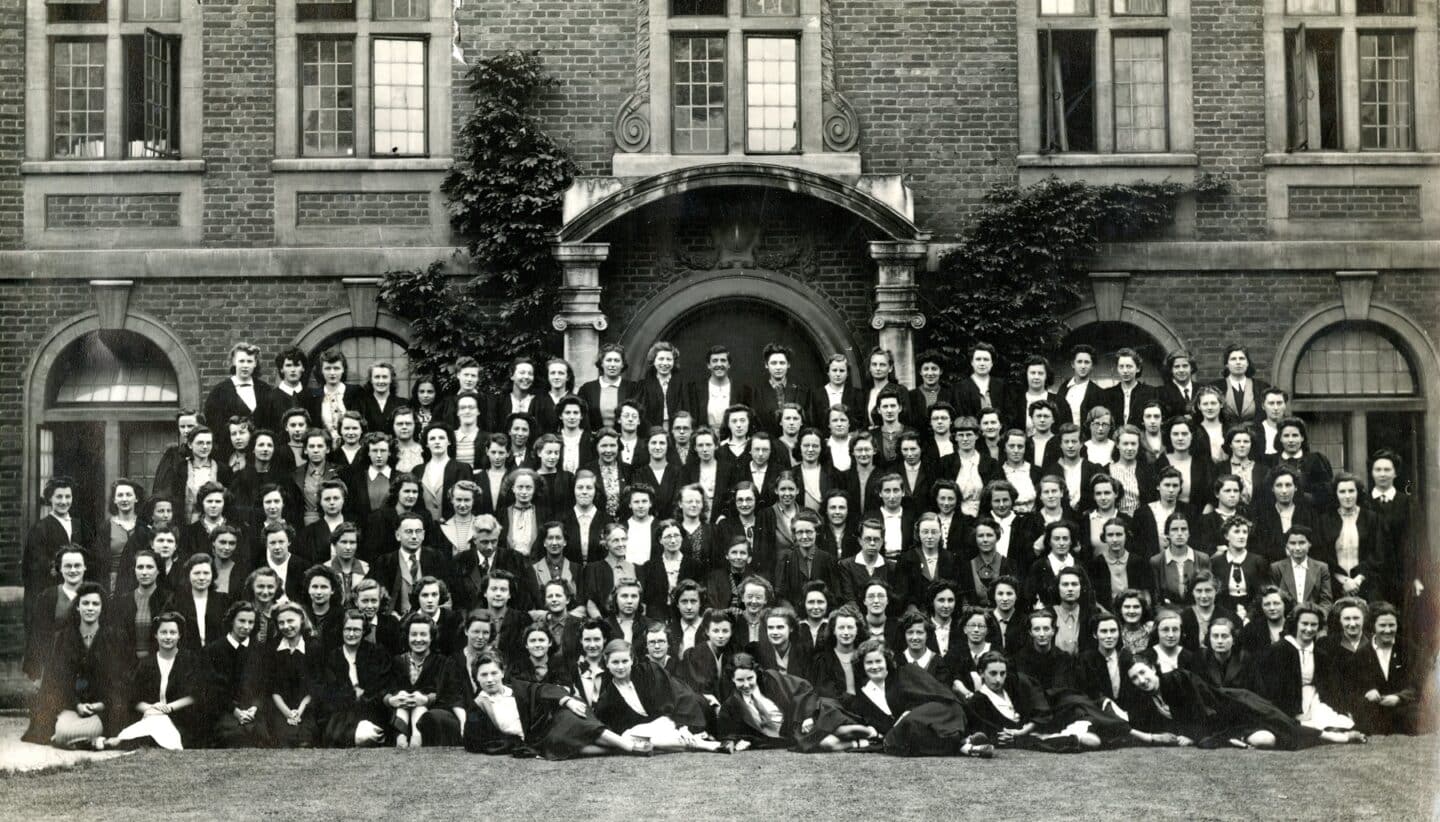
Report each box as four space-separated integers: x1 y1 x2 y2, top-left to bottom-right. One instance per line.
715 668 861 752
463 678 611 759
851 666 975 757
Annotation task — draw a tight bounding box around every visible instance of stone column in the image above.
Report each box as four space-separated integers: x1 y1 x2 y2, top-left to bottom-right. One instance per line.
868 240 929 388
551 242 611 384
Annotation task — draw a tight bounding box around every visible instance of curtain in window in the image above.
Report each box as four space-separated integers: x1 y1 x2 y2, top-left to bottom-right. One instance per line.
1043 31 1069 152
1287 24 1311 151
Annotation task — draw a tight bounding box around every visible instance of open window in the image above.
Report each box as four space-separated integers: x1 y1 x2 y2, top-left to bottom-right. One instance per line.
1286 26 1342 151
124 29 182 158
1039 29 1096 152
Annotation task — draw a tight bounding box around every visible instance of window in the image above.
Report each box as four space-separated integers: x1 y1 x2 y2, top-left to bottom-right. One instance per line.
284 2 445 160
47 0 106 24
52 40 106 159
1358 32 1412 150
672 36 727 154
1279 0 1417 153
44 6 188 160
666 0 804 156
317 333 413 398
1294 324 1416 397
373 39 427 156
1023 0 1184 156
301 39 356 156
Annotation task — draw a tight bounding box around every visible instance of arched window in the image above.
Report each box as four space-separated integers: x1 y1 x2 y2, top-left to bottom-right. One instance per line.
312 331 413 398
1053 322 1166 388
39 330 182 527
1290 322 1424 473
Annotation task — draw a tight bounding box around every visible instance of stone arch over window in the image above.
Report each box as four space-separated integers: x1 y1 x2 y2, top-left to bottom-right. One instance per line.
292 309 416 397
22 311 201 531
1058 303 1186 387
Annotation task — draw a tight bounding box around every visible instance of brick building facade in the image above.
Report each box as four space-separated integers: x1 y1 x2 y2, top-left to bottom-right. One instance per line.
0 0 1437 601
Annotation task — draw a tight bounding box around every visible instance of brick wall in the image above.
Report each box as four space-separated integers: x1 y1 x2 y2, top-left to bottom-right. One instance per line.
295 191 432 226
0 278 349 585
833 0 1018 241
45 194 184 229
0 0 21 249
1190 0 1267 240
202 0 276 246
1288 186 1423 222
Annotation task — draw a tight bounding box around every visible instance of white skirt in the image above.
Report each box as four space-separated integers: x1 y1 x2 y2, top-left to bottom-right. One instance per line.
114 714 184 750
1298 685 1355 731
621 716 684 747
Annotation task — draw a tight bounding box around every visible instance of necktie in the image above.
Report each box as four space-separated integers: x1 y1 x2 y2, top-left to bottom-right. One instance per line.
408 553 420 585
1231 562 1244 591
1231 384 1244 414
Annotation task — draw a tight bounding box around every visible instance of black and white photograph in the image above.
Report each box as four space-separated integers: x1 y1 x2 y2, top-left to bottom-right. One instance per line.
0 0 1437 818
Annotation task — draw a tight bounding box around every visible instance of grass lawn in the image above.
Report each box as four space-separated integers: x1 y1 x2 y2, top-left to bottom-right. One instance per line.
1 720 1436 822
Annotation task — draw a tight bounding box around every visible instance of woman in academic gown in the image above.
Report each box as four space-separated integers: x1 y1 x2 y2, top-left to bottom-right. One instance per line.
716 652 875 753
22 582 129 747
593 639 725 752
318 609 393 748
463 647 648 758
1119 651 1365 749
23 479 95 642
848 638 993 757
23 545 91 680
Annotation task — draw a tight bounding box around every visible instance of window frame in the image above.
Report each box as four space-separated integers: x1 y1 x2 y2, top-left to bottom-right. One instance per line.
741 33 800 154
369 35 430 158
1110 31 1170 152
49 37 108 160
298 35 359 157
1018 0 1192 157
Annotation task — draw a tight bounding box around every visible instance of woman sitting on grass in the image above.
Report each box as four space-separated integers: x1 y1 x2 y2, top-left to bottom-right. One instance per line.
385 612 447 749
717 652 876 753
849 638 994 758
24 582 127 748
594 639 726 753
102 612 204 750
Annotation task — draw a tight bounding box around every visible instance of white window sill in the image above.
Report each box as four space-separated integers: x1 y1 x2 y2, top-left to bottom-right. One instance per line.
1263 152 1440 167
271 158 453 172
1016 153 1199 168
21 160 206 175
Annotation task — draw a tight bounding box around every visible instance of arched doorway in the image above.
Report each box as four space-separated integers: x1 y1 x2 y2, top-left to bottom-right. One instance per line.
1053 321 1168 388
659 298 828 396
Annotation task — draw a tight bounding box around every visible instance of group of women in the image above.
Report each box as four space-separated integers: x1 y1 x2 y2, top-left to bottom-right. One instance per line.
17 338 1431 758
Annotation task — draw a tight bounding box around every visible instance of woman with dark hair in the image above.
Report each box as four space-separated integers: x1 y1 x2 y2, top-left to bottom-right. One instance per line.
1087 517 1147 609
530 358 577 435
385 612 447 748
895 513 959 611
639 518 701 621
1220 425 1263 509
862 347 913 429
181 481 239 562
579 344 634 431
1239 584 1291 657
465 646 649 758
311 347 365 442
849 638 993 757
1211 517 1270 618
102 611 205 750
1364 450 1414 606
809 603 862 701
232 429 302 530
1191 386 1229 465
172 552 229 652
113 494 175 597
1156 416 1214 513
1080 474 1132 559
718 651 875 753
408 376 441 429
997 430 1042 515
450 390 486 469
1320 472 1390 602
293 428 342 528
756 605 806 680
1214 345 1271 426
23 545 90 680
1113 588 1156 656
1120 650 1363 749
22 581 127 748
1157 349 1199 420
491 357 538 432
413 421 472 523
1274 416 1335 511
319 609 392 748
511 622 570 686
596 639 725 752
168 426 234 525
582 522 639 619
102 478 143 595
302 563 345 649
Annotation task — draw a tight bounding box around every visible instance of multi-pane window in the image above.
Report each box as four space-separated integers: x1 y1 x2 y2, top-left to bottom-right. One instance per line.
373 38 427 156
301 39 356 156
374 0 428 19
52 40 107 159
125 0 179 22
745 37 798 153
1285 0 1336 12
1029 0 1179 154
1358 32 1412 149
745 0 797 13
1113 35 1167 151
672 0 724 13
672 36 727 154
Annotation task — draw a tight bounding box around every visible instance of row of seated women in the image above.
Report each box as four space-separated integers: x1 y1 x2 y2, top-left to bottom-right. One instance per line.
23 527 1421 758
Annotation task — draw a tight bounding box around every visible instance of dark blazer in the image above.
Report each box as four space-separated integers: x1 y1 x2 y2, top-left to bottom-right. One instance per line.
1251 502 1320 562
165 462 235 526
171 589 232 653
772 546 839 610
368 547 454 614
357 391 401 440
22 515 96 631
1039 457 1108 511
1157 381 1200 421
630 463 682 518
892 548 960 612
1316 508 1390 601
713 509 778 573
637 553 703 622
1179 604 1236 653
577 379 637 431
908 382 960 425
231 466 303 531
128 649 207 740
1086 550 1150 608
23 586 76 679
813 384 865 431
1255 638 1339 717
1006 391 1064 434
1074 648 1134 702
408 459 475 521
1101 382 1158 429
295 518 347 567
260 384 318 435
361 506 435 565
1131 501 1194 558
1155 453 1215 512
685 380 754 430
954 376 1011 423
561 506 613 565
1268 557 1333 608
1147 550 1213 606
386 650 448 698
308 383 367 426
1210 550 1272 612
580 460 633 522
1057 380 1107 427
636 374 689 430
752 382 810 435
317 639 392 718
1213 377 1272 426
529 391 570 435
1198 649 1254 690
205 378 273 459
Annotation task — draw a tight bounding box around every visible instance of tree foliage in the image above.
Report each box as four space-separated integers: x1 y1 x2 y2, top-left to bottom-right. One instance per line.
917 175 1227 380
380 50 577 389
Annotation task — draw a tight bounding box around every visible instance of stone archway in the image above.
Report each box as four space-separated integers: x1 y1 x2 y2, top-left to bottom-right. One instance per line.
618 269 861 388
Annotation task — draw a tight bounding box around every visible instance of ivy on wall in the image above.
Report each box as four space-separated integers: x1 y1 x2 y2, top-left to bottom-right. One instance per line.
918 174 1228 380
379 50 577 389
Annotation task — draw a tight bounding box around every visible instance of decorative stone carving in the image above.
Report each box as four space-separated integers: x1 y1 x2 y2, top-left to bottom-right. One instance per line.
613 93 651 153
823 91 860 152
1334 270 1378 321
342 277 382 328
1088 271 1130 323
91 280 134 331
